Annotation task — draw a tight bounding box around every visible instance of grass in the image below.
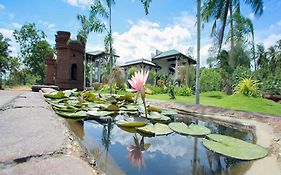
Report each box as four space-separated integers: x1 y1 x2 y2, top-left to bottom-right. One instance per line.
147 91 281 116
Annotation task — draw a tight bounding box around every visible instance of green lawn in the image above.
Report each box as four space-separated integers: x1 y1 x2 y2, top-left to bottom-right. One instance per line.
147 91 281 116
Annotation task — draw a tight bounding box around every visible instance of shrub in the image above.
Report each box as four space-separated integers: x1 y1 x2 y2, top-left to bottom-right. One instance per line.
200 68 223 92
157 79 166 87
168 85 175 99
175 86 192 96
261 75 281 95
231 66 253 87
112 67 125 90
92 82 103 90
145 84 167 94
234 78 259 97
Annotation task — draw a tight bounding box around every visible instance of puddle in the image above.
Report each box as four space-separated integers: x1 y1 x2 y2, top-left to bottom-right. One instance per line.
67 114 256 175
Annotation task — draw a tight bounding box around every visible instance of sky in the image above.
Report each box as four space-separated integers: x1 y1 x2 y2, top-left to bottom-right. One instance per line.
1 0 281 66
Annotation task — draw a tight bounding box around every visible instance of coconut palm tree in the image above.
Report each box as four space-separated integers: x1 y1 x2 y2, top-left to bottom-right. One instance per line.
201 0 263 53
77 0 107 88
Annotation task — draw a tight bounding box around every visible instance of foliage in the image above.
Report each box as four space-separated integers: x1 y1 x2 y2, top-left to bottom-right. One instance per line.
128 67 137 79
174 86 192 96
148 70 157 85
228 43 251 72
92 82 103 90
112 67 125 90
231 66 253 87
260 75 281 96
200 68 223 92
234 78 259 97
13 23 53 82
168 85 175 99
0 33 10 89
178 65 195 88
145 84 167 95
156 79 165 87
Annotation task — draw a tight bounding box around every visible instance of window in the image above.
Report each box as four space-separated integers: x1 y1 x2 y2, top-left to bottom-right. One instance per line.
71 64 77 80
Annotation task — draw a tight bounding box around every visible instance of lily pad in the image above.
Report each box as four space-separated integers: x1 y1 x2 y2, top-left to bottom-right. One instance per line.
117 94 134 103
56 111 87 119
161 110 178 116
105 104 120 111
203 134 268 160
117 125 138 133
115 117 148 127
148 112 171 122
168 122 211 136
137 123 173 136
87 110 113 117
147 106 162 113
44 91 66 99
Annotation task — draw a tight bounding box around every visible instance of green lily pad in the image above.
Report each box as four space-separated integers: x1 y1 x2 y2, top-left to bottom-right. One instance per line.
148 112 171 122
54 107 78 112
117 125 137 133
83 91 96 102
168 122 211 136
56 111 87 119
44 91 66 99
161 110 178 116
63 89 77 97
147 106 162 113
117 94 134 103
87 110 113 117
105 104 119 111
203 134 268 160
137 123 173 136
115 117 148 127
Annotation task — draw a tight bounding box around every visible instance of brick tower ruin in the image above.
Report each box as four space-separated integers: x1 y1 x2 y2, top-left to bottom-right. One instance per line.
45 31 84 90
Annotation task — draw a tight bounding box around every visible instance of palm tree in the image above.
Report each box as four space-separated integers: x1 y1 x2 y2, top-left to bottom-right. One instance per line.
104 0 115 94
77 0 107 88
201 0 263 53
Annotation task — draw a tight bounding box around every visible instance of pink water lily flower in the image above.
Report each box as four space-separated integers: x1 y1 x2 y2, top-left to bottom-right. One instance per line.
128 69 149 92
128 69 149 117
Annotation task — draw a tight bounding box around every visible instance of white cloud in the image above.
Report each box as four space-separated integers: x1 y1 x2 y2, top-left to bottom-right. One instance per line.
0 4 5 10
65 0 93 7
263 34 281 48
11 22 22 29
248 13 255 20
113 17 195 65
0 28 19 56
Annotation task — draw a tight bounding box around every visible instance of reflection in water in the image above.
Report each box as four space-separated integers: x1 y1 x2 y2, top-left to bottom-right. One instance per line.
67 117 255 175
128 134 150 169
66 119 84 140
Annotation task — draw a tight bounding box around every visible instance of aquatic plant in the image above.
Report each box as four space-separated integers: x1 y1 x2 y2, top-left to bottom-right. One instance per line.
128 69 149 117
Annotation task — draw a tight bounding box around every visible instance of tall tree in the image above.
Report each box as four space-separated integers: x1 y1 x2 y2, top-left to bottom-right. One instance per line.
105 0 115 94
201 0 263 52
77 0 107 88
0 33 10 89
13 23 53 83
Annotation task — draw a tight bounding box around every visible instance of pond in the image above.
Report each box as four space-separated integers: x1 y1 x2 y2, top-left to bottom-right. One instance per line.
67 114 255 175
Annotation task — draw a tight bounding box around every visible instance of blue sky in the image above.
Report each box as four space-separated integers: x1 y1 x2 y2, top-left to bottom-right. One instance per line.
1 0 281 66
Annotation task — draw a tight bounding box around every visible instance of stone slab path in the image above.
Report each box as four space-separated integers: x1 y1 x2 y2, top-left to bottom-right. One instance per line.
0 91 98 175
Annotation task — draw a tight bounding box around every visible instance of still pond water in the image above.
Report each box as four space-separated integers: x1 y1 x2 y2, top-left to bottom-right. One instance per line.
67 115 255 175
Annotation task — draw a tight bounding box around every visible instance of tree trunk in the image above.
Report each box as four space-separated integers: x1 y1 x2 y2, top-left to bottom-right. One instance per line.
109 2 113 94
229 0 234 50
195 0 201 104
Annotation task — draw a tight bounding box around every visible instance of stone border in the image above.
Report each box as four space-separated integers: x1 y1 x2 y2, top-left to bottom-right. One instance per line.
0 91 100 175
